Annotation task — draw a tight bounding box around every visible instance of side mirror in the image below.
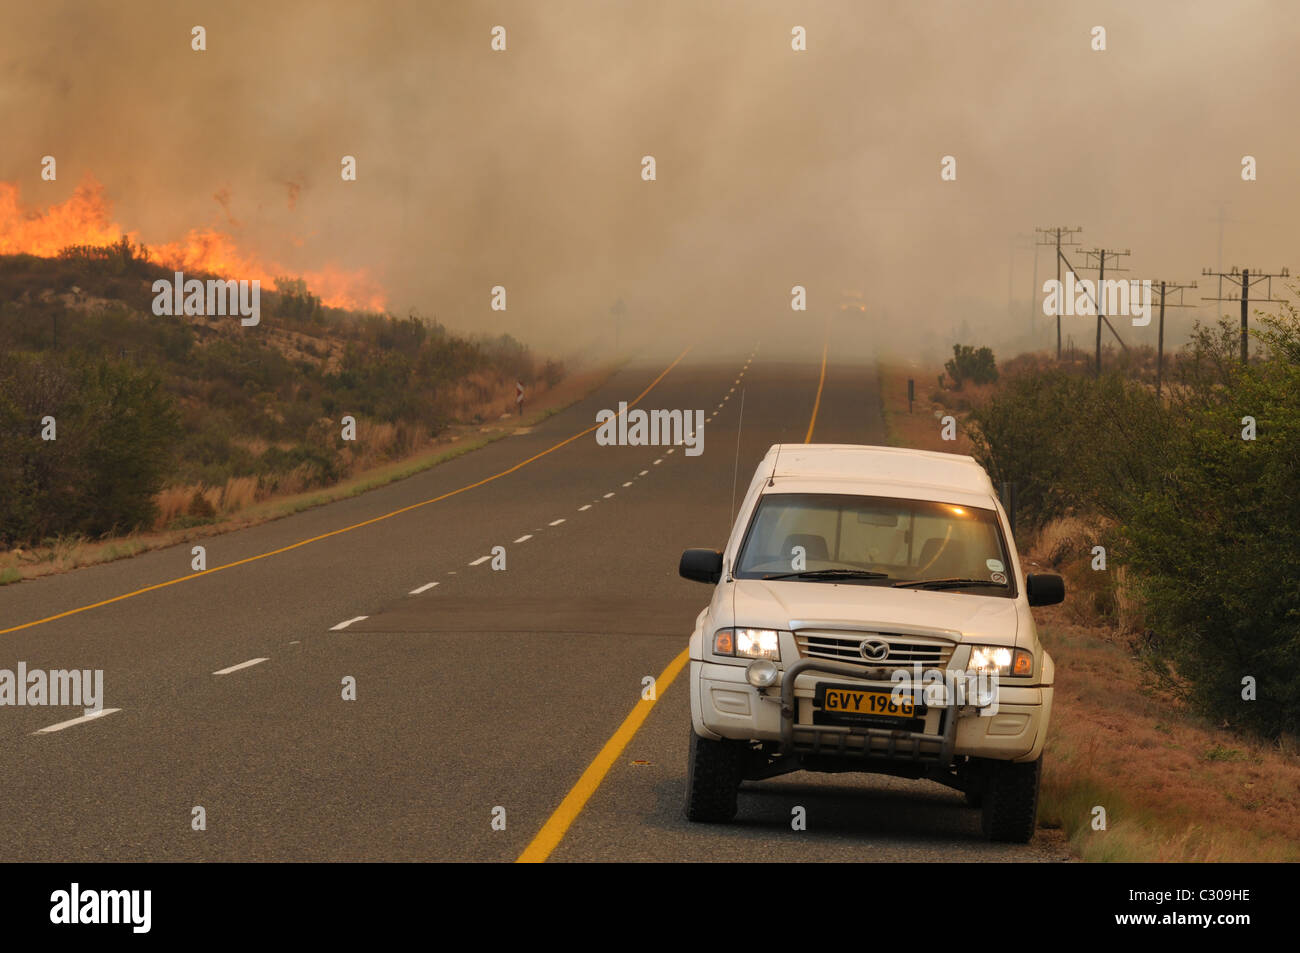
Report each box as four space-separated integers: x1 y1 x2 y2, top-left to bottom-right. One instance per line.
679 548 723 584
1026 573 1065 607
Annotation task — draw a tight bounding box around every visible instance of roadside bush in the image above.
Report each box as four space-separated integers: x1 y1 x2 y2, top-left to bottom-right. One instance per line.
944 344 998 390
966 310 1300 738
0 352 180 544
1121 312 1300 738
965 369 1089 531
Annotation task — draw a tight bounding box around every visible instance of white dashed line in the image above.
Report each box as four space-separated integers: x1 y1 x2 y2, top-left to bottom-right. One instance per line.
213 657 269 676
667 448 676 454
410 581 440 594
622 481 633 487
33 708 121 734
603 492 615 498
578 504 592 511
548 519 566 527
469 555 491 566
514 534 533 543
639 470 648 476
330 616 369 631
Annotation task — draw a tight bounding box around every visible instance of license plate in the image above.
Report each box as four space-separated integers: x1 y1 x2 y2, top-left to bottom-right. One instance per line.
817 685 916 720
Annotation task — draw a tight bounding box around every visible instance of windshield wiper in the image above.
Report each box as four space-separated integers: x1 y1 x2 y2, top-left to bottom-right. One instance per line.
762 569 890 581
893 577 1009 590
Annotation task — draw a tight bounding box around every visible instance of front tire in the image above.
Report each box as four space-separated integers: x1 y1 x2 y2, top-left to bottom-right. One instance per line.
684 730 745 822
980 756 1041 843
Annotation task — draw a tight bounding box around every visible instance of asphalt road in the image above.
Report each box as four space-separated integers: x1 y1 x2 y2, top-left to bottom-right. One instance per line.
0 332 1069 862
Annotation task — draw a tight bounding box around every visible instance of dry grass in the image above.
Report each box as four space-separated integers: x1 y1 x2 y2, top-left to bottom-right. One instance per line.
1037 612 1300 862
877 364 973 454
219 476 258 513
444 368 522 423
154 486 192 528
340 420 431 474
1033 515 1096 569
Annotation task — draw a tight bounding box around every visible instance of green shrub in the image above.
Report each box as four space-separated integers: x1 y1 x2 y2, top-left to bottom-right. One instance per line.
967 308 1300 739
944 344 998 390
0 352 180 544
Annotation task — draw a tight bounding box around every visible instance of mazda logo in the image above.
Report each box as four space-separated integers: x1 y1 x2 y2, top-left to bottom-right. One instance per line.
859 639 890 661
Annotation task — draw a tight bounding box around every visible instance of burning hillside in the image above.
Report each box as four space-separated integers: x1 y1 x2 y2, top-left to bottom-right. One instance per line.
0 176 386 312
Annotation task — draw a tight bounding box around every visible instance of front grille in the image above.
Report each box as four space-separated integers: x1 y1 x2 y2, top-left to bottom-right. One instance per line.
795 631 955 670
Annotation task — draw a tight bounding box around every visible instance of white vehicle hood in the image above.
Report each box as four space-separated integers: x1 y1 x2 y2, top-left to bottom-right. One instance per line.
713 579 1021 645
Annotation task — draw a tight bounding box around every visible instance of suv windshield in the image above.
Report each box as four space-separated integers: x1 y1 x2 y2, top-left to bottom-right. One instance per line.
734 492 1014 596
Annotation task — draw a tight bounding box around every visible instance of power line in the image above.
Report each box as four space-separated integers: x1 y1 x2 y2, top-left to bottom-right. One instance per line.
1035 226 1082 360
1074 247 1132 375
1149 280 1197 397
1200 265 1291 364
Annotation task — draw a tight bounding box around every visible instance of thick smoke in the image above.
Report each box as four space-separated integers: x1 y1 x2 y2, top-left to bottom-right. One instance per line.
3 0 1296 364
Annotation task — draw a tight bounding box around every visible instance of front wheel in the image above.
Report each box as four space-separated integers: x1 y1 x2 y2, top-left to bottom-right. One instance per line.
980 756 1041 843
684 730 745 822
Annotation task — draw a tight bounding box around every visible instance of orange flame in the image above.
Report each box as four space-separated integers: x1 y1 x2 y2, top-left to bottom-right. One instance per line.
0 176 386 312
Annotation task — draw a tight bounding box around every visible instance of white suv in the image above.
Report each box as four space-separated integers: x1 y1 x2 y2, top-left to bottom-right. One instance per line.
680 444 1062 842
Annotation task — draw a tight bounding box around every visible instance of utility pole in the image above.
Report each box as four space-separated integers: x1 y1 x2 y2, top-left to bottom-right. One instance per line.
1201 266 1290 364
1075 248 1131 376
1035 226 1083 360
1149 280 1196 397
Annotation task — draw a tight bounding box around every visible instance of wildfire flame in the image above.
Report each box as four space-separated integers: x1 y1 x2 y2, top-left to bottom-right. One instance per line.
0 176 386 312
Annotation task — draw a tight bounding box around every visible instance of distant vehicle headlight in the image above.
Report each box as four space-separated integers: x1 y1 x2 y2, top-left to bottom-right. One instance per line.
713 627 782 661
969 645 1034 677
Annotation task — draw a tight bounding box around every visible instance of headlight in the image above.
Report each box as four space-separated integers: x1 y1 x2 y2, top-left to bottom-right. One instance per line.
713 627 782 661
969 645 1034 677
746 659 779 687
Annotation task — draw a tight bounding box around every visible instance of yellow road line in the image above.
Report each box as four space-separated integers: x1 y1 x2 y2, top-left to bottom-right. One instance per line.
0 348 692 637
516 648 689 863
516 346 828 863
804 337 828 444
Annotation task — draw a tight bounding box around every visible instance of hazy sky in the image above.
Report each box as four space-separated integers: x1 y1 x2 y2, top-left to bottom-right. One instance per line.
3 0 1298 362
